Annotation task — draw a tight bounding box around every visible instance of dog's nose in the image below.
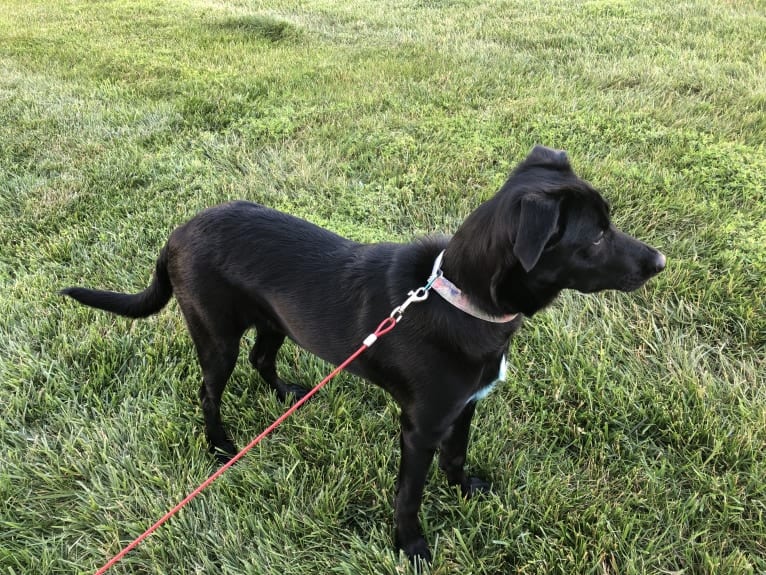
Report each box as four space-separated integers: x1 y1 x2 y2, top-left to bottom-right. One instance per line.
653 251 666 273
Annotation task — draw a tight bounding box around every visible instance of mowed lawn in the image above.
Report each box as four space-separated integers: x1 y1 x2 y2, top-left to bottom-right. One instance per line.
1 0 764 573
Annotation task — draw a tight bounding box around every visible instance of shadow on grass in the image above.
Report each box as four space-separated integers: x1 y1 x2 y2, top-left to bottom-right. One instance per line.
213 15 301 43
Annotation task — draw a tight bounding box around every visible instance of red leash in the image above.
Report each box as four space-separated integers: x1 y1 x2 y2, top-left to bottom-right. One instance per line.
93 316 399 575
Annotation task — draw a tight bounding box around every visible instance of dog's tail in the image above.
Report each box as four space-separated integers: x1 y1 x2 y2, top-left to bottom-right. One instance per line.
61 247 173 319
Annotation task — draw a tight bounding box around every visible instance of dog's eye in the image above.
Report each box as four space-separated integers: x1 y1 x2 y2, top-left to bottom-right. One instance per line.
593 231 605 246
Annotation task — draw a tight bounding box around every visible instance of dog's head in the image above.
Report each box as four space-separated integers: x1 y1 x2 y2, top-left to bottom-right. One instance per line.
448 146 666 316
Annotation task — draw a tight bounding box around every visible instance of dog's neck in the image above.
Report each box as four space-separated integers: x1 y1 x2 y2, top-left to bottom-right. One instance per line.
429 251 518 323
441 244 560 319
441 192 564 318
491 266 562 317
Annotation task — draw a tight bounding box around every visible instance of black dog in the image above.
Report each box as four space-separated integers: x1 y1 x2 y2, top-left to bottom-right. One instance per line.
62 146 665 563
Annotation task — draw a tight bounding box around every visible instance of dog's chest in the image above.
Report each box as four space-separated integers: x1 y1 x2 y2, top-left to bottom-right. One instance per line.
468 355 507 403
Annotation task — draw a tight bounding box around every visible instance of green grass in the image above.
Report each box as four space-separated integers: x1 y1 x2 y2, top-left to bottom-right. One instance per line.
1 0 765 573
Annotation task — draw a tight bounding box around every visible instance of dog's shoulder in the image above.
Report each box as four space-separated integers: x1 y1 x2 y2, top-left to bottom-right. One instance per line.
385 235 450 285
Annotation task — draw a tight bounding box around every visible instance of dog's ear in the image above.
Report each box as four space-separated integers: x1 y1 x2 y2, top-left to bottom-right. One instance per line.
526 145 571 169
513 194 561 271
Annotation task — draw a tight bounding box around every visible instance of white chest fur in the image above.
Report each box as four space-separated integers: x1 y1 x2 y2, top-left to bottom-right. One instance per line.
468 354 507 403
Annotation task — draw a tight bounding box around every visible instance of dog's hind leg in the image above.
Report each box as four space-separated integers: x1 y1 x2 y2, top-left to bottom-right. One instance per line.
184 310 242 463
248 325 309 403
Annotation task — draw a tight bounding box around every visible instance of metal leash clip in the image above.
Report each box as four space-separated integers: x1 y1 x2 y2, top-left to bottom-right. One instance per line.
388 250 446 324
389 287 430 323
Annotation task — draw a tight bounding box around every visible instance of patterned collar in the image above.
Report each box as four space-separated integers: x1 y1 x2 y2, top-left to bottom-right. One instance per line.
428 251 519 323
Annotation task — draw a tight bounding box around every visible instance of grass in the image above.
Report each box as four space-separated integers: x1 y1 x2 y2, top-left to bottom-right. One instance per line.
1 0 764 573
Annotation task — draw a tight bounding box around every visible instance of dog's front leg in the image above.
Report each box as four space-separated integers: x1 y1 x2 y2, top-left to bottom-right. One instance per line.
438 400 491 497
394 412 438 564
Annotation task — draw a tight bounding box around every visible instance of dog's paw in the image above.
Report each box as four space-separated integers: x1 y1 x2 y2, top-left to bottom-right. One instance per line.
275 381 311 404
209 440 238 467
461 475 491 498
208 452 233 473
397 537 432 567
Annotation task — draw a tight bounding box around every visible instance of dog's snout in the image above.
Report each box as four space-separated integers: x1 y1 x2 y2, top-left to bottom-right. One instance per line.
652 251 666 274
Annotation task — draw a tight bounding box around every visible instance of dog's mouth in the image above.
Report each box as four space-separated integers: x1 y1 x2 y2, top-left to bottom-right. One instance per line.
621 280 650 293
618 271 663 293
574 268 663 295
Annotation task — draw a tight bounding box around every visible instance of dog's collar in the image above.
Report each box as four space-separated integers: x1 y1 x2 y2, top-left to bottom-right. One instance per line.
428 251 518 323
